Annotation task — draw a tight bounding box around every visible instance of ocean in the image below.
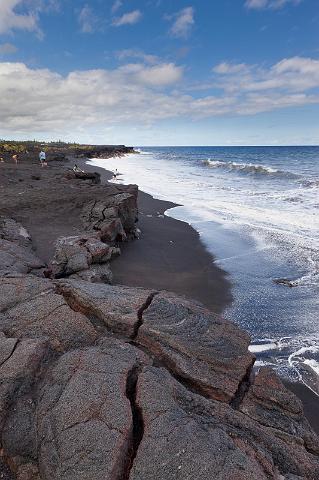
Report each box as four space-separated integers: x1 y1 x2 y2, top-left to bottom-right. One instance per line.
89 146 319 396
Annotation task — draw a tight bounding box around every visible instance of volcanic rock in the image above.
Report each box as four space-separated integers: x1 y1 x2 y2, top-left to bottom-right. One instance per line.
81 186 138 240
240 367 319 454
130 366 319 480
0 276 52 312
0 337 48 429
56 280 154 337
37 339 147 480
69 263 113 283
49 234 119 279
137 291 254 403
0 239 44 277
0 293 97 352
0 276 317 479
0 217 32 248
0 277 97 352
0 219 44 277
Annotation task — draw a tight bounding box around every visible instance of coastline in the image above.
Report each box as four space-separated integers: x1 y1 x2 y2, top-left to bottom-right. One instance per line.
82 156 319 435
0 151 317 436
0 149 318 477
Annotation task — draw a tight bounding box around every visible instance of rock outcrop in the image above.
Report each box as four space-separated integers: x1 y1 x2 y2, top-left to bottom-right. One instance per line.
0 218 44 277
0 273 318 479
43 185 139 283
81 186 138 242
49 234 119 281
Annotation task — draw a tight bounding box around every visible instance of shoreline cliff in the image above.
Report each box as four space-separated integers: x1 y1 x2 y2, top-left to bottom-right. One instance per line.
0 144 318 479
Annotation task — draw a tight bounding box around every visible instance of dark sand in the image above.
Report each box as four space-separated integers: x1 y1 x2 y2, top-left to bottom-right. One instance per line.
82 159 232 314
284 381 319 435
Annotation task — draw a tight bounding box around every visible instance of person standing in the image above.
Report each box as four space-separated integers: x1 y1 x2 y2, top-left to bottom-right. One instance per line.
39 150 47 167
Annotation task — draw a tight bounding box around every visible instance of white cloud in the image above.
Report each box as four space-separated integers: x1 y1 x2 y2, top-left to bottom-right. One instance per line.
245 0 302 9
0 0 38 34
169 7 194 39
111 0 122 13
0 43 18 55
112 10 142 27
0 0 60 36
0 56 318 138
78 5 99 33
213 56 319 93
128 63 183 86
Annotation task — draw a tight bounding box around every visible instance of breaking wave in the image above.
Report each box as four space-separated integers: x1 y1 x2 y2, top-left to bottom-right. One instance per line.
202 159 298 178
135 148 153 155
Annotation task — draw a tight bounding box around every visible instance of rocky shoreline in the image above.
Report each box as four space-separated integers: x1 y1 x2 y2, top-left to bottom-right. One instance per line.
0 148 318 479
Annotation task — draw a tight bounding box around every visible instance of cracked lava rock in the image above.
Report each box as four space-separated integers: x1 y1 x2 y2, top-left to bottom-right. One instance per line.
0 274 318 479
0 215 318 479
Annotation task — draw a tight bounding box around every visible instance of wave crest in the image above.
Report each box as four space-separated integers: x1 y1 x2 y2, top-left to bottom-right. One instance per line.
202 159 289 176
135 148 152 155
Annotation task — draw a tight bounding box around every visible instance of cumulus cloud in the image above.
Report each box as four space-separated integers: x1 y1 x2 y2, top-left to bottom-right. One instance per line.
0 56 318 138
0 43 18 55
213 56 319 93
245 0 302 9
112 10 142 27
169 6 194 38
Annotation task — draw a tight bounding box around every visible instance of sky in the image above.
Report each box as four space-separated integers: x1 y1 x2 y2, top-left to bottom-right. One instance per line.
0 0 318 146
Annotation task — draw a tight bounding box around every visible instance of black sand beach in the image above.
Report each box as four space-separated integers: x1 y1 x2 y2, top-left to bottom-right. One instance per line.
82 159 232 313
0 152 317 438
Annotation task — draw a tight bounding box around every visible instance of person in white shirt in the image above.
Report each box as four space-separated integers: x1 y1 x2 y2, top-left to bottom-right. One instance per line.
39 151 47 167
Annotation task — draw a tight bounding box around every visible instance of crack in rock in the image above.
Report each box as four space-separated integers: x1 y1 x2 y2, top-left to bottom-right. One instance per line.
119 365 145 480
132 292 159 340
229 360 255 410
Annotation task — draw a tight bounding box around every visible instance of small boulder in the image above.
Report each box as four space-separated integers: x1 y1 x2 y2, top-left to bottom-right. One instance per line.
50 234 119 279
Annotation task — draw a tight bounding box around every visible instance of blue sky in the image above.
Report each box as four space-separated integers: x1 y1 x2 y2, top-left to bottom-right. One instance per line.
0 0 318 145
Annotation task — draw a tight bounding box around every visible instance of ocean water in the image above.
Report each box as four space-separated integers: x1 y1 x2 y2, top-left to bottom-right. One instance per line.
89 146 319 395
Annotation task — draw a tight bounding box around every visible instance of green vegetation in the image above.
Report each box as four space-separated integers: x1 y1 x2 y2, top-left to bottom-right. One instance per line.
0 140 133 162
0 140 98 155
